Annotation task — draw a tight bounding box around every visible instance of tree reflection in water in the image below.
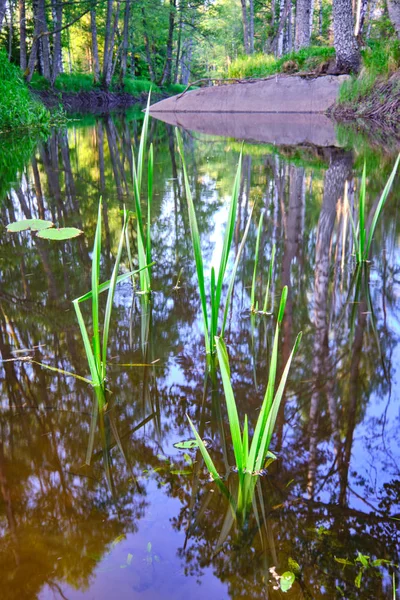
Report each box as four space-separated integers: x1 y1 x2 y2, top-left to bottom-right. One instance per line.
0 115 399 599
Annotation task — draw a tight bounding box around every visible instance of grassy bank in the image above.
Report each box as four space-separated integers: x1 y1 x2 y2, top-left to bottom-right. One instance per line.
30 72 188 98
0 50 50 132
333 40 400 126
227 46 335 79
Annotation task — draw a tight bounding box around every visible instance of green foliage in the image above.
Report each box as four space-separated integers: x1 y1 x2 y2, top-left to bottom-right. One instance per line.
54 72 96 92
177 132 252 357
130 95 153 294
227 46 335 79
0 132 39 201
0 50 50 131
122 77 160 95
187 289 302 488
30 72 51 91
338 39 400 105
347 154 400 262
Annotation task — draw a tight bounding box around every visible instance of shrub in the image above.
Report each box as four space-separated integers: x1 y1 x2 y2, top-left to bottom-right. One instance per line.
227 46 335 79
0 50 50 131
54 72 96 92
122 77 161 95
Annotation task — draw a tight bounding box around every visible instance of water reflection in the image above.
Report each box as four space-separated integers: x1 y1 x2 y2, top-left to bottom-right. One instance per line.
0 113 400 599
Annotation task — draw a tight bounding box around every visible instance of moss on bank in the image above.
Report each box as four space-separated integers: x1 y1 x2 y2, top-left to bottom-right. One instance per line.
0 50 51 132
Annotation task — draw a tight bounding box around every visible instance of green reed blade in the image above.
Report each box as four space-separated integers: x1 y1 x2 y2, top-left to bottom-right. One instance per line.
221 207 253 337
365 152 400 260
176 130 210 353
215 336 244 473
262 242 276 313
86 394 99 465
211 267 217 349
251 211 264 311
242 414 249 467
215 150 242 313
247 286 288 472
137 92 151 191
92 201 102 374
277 285 288 325
76 265 155 303
147 143 153 273
345 180 361 261
28 359 93 386
101 209 128 377
73 298 102 388
187 414 220 481
254 331 302 472
359 161 366 257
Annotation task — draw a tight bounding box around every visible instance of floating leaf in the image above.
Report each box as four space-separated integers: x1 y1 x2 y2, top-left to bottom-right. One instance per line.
170 469 192 475
7 218 54 232
356 552 369 568
280 571 295 592
147 542 152 553
288 558 301 574
371 558 391 567
174 439 199 450
335 557 353 567
111 534 125 549
183 453 193 465
127 553 133 565
355 569 363 588
37 227 83 240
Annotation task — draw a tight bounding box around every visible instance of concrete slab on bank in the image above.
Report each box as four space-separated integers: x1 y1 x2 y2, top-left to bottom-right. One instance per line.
149 75 350 114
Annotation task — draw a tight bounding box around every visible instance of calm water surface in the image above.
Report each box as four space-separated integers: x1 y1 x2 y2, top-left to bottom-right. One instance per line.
0 112 400 599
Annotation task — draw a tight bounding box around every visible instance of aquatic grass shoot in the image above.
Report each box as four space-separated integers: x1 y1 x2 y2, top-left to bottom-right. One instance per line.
187 286 302 498
250 211 276 314
177 130 252 357
73 201 152 403
131 94 154 294
346 153 400 262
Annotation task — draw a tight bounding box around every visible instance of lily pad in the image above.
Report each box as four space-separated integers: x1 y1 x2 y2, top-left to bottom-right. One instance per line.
174 439 199 450
280 571 295 592
7 219 54 232
37 227 83 240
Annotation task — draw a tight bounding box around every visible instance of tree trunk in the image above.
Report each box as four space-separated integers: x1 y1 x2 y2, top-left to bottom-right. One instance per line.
8 0 14 60
102 0 114 87
104 0 120 87
51 0 63 83
174 2 183 84
90 7 100 82
180 33 192 84
141 6 155 81
19 0 27 70
37 0 51 79
333 0 361 72
387 0 400 38
160 0 176 86
249 0 254 53
318 0 323 35
120 0 131 82
295 0 312 49
240 0 250 54
0 0 6 30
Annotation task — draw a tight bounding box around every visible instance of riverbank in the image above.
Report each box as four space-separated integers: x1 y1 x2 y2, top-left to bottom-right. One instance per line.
30 73 187 113
331 72 400 132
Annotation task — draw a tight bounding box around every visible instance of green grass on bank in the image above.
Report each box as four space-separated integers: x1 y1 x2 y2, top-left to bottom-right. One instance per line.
227 46 335 79
30 71 189 98
338 39 400 104
0 50 50 132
